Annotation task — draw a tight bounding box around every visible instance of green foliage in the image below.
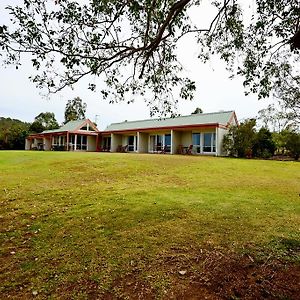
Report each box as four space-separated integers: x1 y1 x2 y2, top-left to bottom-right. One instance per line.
285 131 300 160
200 0 300 121
0 117 30 149
29 120 45 133
64 97 87 123
223 119 256 158
272 130 292 155
35 112 59 130
223 120 276 158
1 1 299 116
29 112 59 133
252 127 276 158
191 107 203 114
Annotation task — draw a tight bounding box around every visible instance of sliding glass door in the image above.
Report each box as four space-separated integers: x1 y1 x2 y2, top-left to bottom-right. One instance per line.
192 132 216 154
203 133 216 153
149 134 170 152
128 136 136 152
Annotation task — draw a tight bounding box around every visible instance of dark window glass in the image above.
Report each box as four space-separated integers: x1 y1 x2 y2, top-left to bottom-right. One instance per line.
128 136 135 151
192 133 200 145
164 134 171 146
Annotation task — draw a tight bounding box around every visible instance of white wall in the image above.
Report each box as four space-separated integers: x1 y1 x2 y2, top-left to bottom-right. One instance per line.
44 137 52 151
171 130 182 154
181 131 192 146
111 134 122 152
138 132 148 153
25 139 31 150
87 136 97 151
217 127 229 156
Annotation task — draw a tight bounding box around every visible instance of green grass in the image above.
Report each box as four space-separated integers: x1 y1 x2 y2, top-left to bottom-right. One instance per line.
0 151 299 298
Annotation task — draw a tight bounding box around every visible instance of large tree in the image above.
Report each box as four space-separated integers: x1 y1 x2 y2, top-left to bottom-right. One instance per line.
0 0 299 116
64 97 87 123
29 111 59 133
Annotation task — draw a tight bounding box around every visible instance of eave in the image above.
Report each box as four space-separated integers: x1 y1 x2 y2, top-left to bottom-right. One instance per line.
101 123 227 135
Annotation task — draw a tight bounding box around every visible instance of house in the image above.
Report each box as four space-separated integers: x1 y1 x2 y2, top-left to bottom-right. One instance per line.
25 119 99 151
25 111 238 156
100 110 238 156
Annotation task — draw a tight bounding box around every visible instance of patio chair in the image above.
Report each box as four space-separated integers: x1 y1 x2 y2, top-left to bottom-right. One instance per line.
121 145 128 152
160 145 169 154
185 144 194 155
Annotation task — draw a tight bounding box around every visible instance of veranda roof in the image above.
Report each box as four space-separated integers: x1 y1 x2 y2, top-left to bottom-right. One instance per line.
42 120 87 134
104 111 236 132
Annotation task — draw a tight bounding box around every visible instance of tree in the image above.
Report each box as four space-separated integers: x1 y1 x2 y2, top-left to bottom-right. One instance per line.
191 107 203 114
258 103 299 132
29 112 59 133
252 127 276 158
285 131 300 160
272 129 291 155
64 97 86 123
29 121 45 133
223 119 256 158
34 112 59 130
0 1 299 115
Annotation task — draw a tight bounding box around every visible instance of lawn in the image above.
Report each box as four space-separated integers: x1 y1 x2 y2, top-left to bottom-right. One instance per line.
0 151 299 299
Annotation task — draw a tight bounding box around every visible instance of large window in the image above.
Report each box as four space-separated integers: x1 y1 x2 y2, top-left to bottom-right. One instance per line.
150 134 172 152
53 135 66 146
192 132 216 153
76 135 87 150
68 134 87 150
203 133 216 153
150 135 163 152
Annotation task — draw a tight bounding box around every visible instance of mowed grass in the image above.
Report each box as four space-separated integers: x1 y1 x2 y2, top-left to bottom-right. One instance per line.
0 151 299 299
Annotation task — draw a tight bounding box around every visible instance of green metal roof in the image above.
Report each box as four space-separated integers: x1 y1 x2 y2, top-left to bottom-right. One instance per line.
42 119 87 134
104 111 235 132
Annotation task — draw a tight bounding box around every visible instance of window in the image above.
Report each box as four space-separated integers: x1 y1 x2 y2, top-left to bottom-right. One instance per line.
81 124 95 131
203 133 216 153
74 135 87 150
164 134 171 152
53 136 59 145
70 134 75 145
192 133 201 153
150 134 170 152
128 136 136 152
59 136 65 145
82 135 87 150
103 137 111 151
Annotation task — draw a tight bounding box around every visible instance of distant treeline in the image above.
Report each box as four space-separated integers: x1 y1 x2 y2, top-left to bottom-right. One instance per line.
0 117 30 150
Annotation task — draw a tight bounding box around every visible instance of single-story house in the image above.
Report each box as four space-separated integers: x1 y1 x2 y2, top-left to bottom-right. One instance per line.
25 119 100 151
25 110 238 156
100 110 238 156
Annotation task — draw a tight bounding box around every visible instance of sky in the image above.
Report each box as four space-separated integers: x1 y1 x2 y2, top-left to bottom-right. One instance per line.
0 0 273 130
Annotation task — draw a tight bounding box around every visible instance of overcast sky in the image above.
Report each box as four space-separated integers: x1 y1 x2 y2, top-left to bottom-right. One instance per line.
0 0 273 130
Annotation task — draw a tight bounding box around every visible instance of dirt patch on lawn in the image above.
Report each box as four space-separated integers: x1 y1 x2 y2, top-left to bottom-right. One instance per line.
101 249 300 300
